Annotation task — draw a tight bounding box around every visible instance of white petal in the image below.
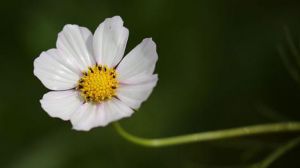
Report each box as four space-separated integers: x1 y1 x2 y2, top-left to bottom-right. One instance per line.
116 75 158 109
117 38 158 83
93 16 129 67
40 90 83 121
101 98 134 126
34 49 80 90
117 72 158 85
57 24 95 71
71 103 98 131
71 98 133 131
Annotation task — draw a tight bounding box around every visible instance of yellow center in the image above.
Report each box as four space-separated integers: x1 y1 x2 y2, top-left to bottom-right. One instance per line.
76 65 119 103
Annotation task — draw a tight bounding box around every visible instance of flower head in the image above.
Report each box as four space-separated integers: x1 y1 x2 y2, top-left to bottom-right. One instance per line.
34 16 158 131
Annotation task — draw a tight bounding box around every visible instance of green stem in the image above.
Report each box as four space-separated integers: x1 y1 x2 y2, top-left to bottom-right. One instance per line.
284 26 300 68
251 136 300 168
278 45 300 84
113 122 300 147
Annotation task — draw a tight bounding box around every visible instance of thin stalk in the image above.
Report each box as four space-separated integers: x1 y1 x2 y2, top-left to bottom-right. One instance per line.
278 45 300 84
284 26 300 67
113 122 300 147
250 136 300 168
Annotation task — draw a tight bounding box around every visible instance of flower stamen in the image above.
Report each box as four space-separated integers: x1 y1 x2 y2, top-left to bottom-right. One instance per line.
77 65 119 103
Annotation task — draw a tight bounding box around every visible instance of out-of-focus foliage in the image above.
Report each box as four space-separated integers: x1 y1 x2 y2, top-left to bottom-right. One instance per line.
0 0 300 168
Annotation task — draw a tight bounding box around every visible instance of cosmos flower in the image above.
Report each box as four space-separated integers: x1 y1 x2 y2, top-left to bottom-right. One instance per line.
34 16 158 131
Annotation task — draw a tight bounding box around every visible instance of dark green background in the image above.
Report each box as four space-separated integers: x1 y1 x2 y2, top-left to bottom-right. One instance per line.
1 0 300 167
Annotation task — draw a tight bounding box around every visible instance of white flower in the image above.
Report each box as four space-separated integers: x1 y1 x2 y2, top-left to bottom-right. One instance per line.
34 16 158 131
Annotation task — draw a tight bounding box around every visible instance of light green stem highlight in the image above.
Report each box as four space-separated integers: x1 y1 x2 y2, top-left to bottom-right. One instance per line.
113 122 300 147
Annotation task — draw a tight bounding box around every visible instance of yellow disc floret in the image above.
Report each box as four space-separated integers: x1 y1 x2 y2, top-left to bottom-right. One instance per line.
77 65 119 103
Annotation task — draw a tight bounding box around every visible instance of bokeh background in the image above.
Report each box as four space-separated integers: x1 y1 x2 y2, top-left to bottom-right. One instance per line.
1 0 300 167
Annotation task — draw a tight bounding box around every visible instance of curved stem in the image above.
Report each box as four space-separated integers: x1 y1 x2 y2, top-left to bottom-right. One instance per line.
113 122 300 147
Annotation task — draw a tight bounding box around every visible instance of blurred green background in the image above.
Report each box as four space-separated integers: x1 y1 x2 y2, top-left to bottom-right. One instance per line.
1 0 300 167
